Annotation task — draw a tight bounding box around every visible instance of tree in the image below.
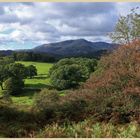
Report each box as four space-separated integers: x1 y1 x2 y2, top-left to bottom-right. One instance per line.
50 64 88 90
4 77 24 95
12 52 56 62
110 7 140 44
0 66 5 90
6 63 27 79
49 58 97 90
26 65 37 79
3 63 26 95
0 57 14 90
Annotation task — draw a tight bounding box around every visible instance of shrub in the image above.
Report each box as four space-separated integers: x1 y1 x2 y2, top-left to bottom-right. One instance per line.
4 77 24 95
83 40 140 123
33 89 93 123
0 100 39 137
55 92 88 121
33 89 60 121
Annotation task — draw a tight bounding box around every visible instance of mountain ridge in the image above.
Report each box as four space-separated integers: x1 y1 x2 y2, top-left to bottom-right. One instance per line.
0 39 118 59
33 39 118 57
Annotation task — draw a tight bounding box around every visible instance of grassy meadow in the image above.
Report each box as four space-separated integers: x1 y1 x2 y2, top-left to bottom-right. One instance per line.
19 61 53 88
0 61 53 107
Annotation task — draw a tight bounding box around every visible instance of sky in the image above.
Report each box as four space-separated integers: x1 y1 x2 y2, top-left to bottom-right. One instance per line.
0 2 140 50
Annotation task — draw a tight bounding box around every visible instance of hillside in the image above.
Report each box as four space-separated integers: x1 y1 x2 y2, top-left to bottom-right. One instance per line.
0 50 13 56
0 39 118 59
33 39 118 57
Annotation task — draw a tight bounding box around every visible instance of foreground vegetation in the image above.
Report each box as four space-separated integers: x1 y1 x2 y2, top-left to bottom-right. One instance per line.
37 120 140 138
1 40 140 137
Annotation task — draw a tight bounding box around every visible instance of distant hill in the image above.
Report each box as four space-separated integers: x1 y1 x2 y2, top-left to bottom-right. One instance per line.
0 39 118 59
0 50 13 57
33 39 118 58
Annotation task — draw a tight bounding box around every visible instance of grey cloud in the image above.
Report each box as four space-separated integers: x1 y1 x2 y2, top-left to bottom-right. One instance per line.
0 8 4 15
31 21 58 33
0 2 140 47
0 14 19 23
43 3 119 41
20 2 34 6
46 3 117 18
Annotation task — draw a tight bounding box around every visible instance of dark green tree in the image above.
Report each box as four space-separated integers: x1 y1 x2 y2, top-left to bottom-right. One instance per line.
0 66 6 90
6 63 27 79
50 64 88 90
49 58 97 90
26 65 37 79
4 77 24 95
0 57 14 90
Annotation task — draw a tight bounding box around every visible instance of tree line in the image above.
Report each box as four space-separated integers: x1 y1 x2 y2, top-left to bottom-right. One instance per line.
12 52 56 63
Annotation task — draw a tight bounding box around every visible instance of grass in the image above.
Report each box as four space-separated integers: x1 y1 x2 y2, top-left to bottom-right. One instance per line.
0 61 67 106
14 61 53 106
0 61 53 107
18 61 53 88
36 119 140 138
11 90 35 107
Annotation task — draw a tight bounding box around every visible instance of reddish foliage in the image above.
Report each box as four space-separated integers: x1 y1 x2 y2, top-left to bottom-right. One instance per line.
82 40 140 123
85 40 140 96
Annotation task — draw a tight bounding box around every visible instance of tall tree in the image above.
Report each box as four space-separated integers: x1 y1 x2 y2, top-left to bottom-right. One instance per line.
0 57 14 90
5 77 24 95
6 63 27 79
26 65 37 79
0 65 5 90
110 7 140 44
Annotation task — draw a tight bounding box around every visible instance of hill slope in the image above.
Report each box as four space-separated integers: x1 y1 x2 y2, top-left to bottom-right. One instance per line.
33 39 118 57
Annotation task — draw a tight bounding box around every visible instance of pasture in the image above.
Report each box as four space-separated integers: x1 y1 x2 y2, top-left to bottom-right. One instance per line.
0 61 53 107
19 61 53 89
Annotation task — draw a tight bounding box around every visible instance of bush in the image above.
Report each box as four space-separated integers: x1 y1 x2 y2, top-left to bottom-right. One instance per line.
83 40 140 123
56 92 88 121
0 100 39 137
33 89 60 121
4 77 24 95
33 89 92 123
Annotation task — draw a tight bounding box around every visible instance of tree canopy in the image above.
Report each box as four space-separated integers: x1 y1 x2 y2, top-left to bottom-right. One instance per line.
49 58 97 90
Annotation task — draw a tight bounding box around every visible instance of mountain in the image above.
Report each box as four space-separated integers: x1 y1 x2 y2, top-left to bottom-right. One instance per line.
33 39 118 58
0 39 118 59
0 50 13 57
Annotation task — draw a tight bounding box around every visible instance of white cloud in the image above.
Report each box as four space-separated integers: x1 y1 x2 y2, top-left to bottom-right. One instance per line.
0 2 140 50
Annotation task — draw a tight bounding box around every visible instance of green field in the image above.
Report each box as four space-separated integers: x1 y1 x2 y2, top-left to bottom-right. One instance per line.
19 61 53 89
0 61 53 107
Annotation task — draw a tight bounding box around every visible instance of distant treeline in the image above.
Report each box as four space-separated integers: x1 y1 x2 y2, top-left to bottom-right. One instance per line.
12 52 56 62
0 49 108 63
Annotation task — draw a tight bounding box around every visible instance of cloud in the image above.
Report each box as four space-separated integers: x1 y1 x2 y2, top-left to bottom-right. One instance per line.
0 2 140 50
